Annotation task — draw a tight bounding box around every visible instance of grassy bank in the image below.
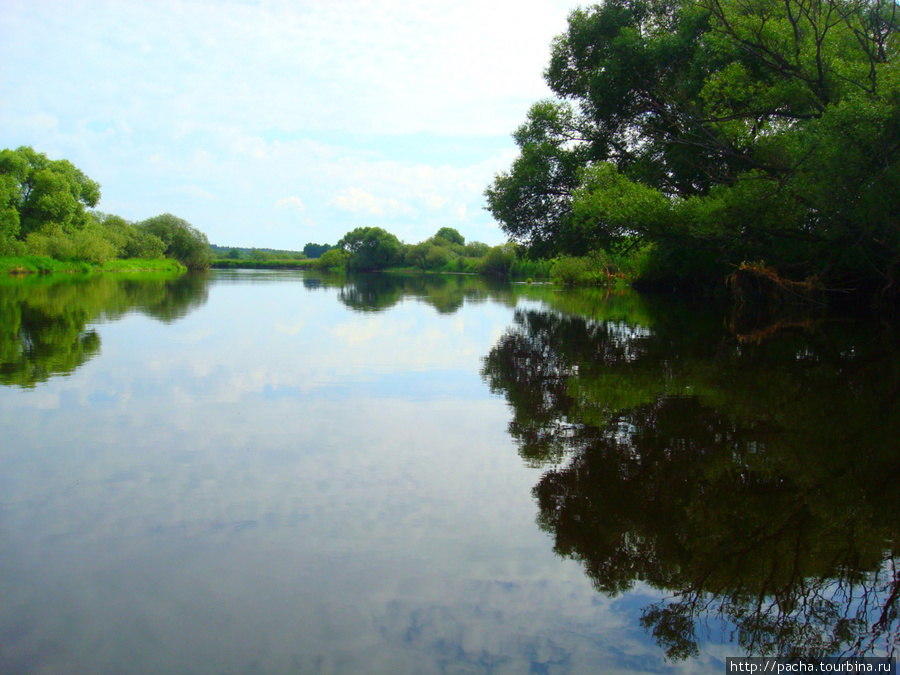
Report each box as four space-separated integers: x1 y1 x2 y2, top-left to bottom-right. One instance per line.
0 256 187 275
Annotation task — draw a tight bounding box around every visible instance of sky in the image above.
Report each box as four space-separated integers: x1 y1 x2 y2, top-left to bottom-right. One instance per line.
0 0 577 250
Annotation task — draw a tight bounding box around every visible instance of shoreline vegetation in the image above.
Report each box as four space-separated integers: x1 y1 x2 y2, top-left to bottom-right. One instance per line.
0 146 214 276
0 255 187 276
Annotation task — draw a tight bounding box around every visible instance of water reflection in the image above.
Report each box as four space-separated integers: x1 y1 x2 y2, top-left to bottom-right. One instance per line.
211 269 541 317
305 271 516 314
481 295 900 659
0 273 208 387
4 270 897 671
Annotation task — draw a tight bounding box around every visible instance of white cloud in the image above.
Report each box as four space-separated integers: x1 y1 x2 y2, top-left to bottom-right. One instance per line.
421 193 451 211
329 187 417 219
275 196 306 210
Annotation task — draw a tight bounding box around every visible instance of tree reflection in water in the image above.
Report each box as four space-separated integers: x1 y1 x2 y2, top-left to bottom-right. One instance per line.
0 273 208 387
481 294 900 660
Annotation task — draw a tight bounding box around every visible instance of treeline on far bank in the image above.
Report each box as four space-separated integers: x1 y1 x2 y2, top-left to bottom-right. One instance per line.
0 146 212 274
211 226 557 281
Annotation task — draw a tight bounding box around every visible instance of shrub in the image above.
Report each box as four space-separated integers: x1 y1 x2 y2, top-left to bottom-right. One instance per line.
138 213 212 270
480 243 518 278
315 248 349 270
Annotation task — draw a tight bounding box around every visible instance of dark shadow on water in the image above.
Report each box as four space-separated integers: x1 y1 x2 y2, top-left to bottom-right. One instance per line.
481 295 900 659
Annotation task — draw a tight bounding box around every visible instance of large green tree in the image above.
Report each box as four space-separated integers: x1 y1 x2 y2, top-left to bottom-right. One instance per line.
0 146 101 241
486 0 900 293
337 226 402 271
433 227 465 246
138 213 212 270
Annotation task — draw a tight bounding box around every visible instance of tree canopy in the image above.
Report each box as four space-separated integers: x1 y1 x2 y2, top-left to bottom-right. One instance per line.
138 213 212 271
434 227 465 246
337 226 403 271
303 242 333 259
486 0 900 294
0 146 101 244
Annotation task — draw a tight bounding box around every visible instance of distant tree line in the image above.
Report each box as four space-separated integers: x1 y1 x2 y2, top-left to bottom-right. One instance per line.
208 226 548 279
310 225 547 279
1 146 212 270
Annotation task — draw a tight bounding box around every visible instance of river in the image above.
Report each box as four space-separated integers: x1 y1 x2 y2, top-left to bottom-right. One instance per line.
1 269 897 673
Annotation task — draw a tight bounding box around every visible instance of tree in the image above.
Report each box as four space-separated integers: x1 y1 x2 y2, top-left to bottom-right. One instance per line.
485 100 590 257
315 247 349 270
0 146 101 239
138 213 212 270
0 164 22 247
486 0 900 294
337 226 402 271
463 241 491 258
250 249 273 262
303 242 332 259
434 227 465 246
92 212 166 259
480 243 518 278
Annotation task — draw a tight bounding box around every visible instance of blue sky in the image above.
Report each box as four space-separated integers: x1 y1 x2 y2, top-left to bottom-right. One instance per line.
0 0 576 249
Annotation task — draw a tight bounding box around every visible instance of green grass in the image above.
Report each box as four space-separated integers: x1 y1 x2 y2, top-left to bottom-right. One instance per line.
99 258 186 273
0 256 187 275
0 256 88 274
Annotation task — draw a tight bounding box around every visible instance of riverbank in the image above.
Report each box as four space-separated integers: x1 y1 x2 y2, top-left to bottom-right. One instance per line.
0 256 187 275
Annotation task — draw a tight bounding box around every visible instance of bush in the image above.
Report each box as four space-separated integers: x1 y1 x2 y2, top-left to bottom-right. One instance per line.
550 256 592 287
338 227 402 271
479 243 518 278
315 248 349 270
550 249 648 287
138 213 212 270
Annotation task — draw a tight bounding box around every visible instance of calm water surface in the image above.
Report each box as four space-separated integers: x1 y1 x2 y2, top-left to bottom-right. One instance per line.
0 270 897 674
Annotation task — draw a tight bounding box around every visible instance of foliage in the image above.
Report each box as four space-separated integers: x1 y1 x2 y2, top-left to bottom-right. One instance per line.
434 227 465 246
303 242 333 259
0 147 216 275
337 226 403 271
570 164 670 253
315 247 350 271
0 255 91 275
463 241 491 258
403 241 453 270
92 212 167 259
486 0 900 297
98 258 185 273
211 258 314 270
484 100 589 257
510 257 554 280
138 213 212 271
0 146 101 240
550 256 593 287
550 247 656 287
479 243 519 278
